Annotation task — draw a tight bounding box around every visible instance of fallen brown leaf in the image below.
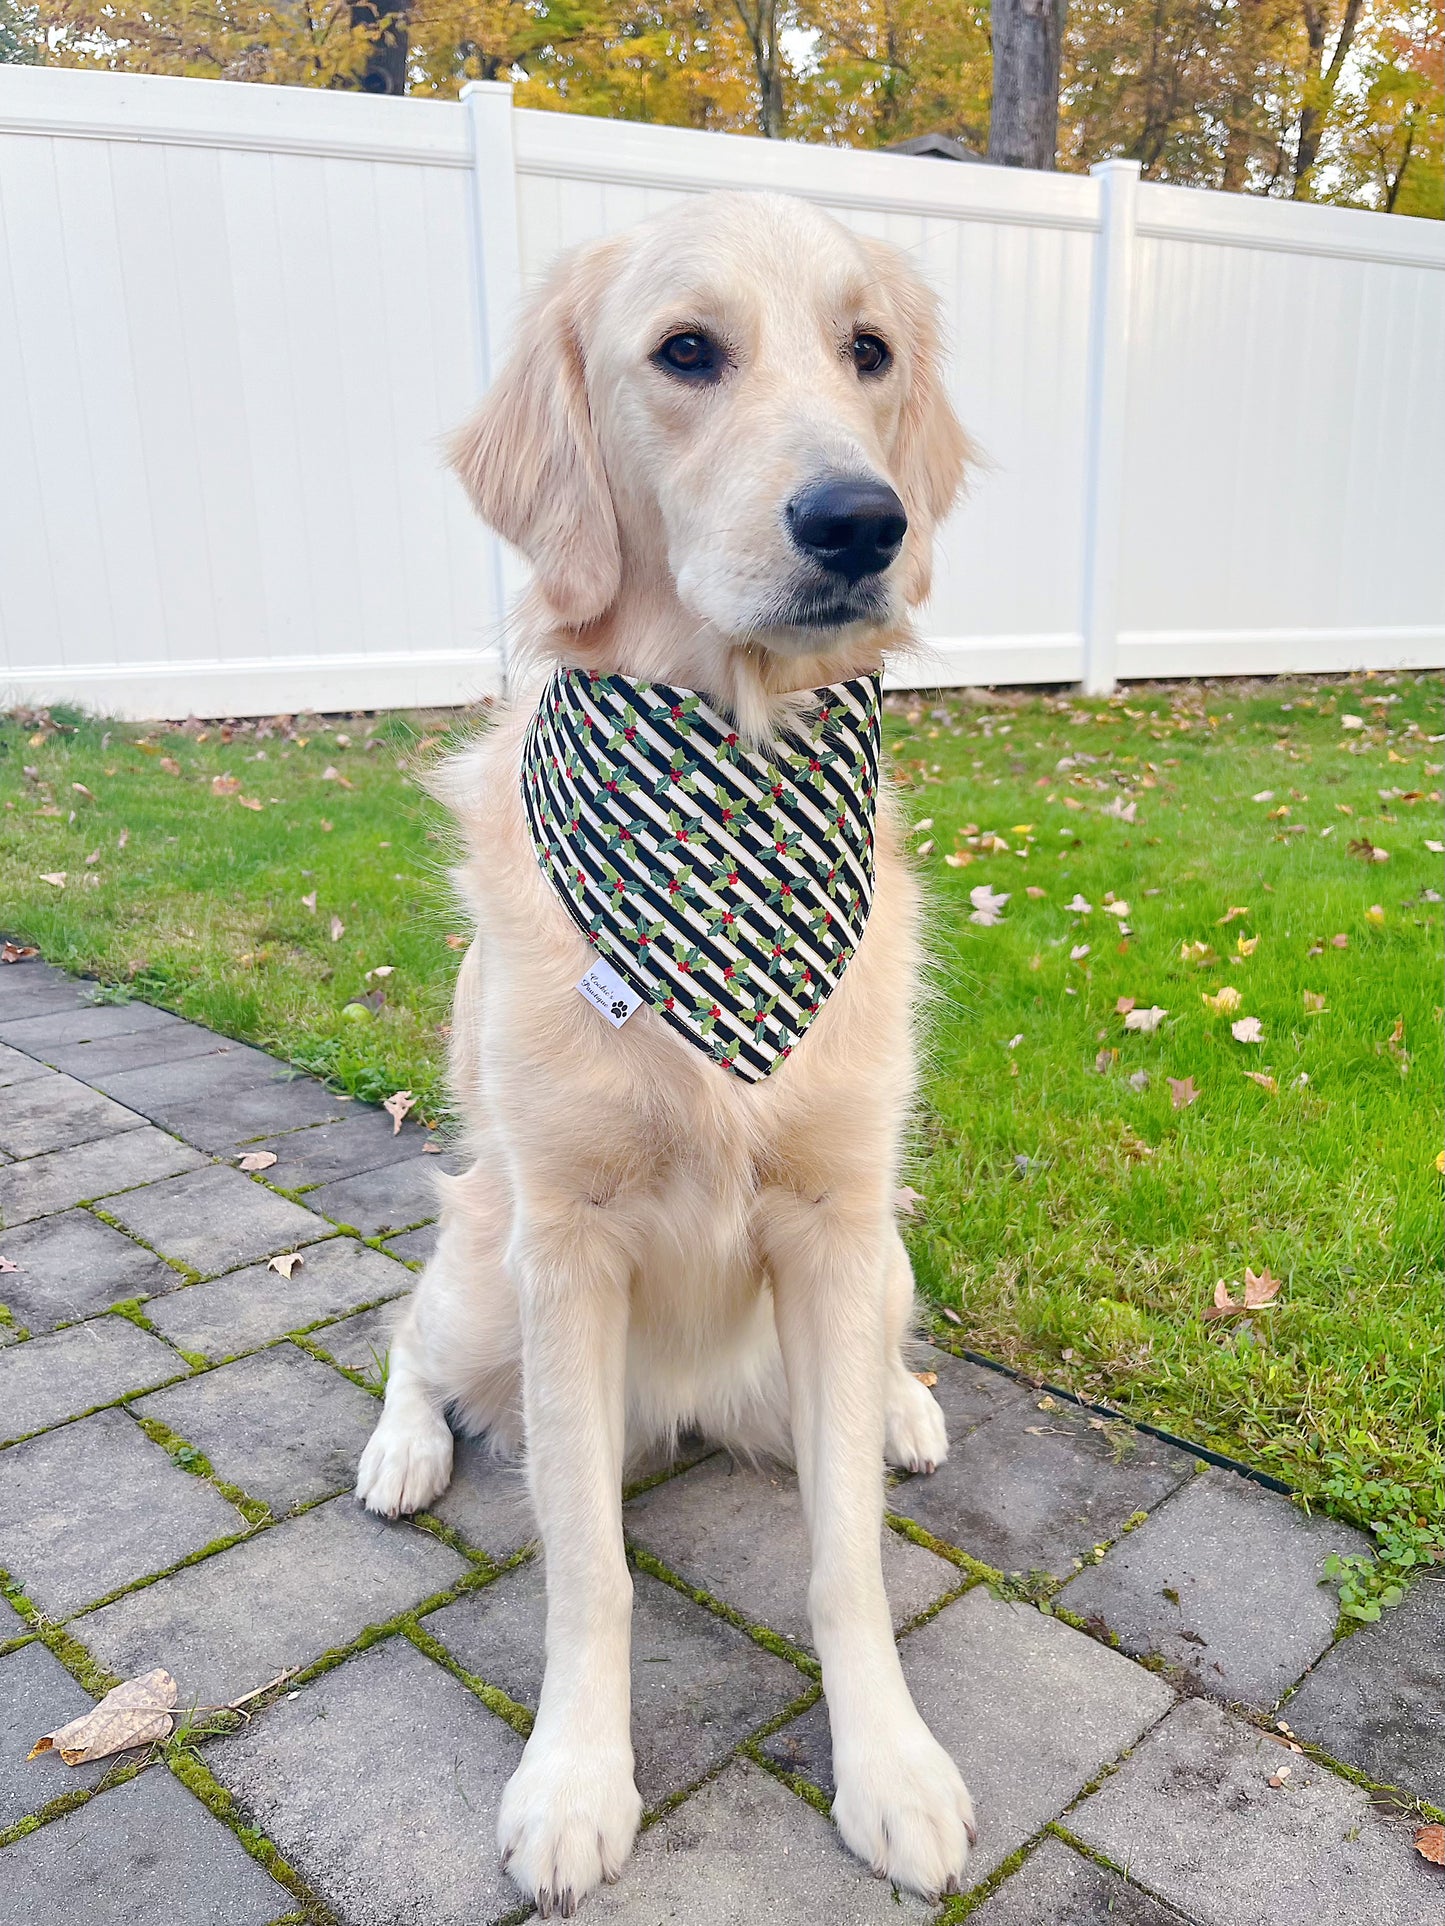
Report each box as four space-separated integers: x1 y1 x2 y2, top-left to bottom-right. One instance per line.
1169 1076 1198 1109
38 872 66 888
1331 932 1349 947
1025 885 1047 899
158 757 181 777
383 1089 415 1135
1119 1128 1154 1162
1416 1823 1445 1866
29 1668 177 1766
1244 1071 1278 1094
1231 1017 1265 1044
268 1252 304 1278
1206 1266 1282 1320
1095 1047 1119 1073
1216 906 1249 925
1303 991 1327 1014
913 1370 938 1389
445 933 467 950
1123 1005 1167 1033
329 915 345 943
211 774 241 795
0 1255 18 1273
238 1151 277 1172
1115 996 1137 1016
1 941 39 964
237 796 263 812
300 891 317 914
72 782 95 802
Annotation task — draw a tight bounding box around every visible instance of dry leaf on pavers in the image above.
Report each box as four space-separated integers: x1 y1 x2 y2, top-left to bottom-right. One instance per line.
1205 1268 1283 1321
0 1255 18 1273
1232 1017 1265 1044
268 1252 304 1278
238 1152 278 1172
1124 1006 1167 1033
1169 1076 1198 1109
29 1668 177 1765
1414 1824 1445 1866
383 1089 416 1135
913 1370 938 1388
2 941 40 962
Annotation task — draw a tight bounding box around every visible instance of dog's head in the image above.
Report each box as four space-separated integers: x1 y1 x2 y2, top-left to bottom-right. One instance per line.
451 191 968 661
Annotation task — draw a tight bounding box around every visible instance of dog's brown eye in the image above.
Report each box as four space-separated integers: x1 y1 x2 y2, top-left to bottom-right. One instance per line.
852 334 891 376
655 332 721 381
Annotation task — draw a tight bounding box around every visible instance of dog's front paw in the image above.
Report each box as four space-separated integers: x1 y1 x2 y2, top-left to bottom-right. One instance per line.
884 1370 949 1475
498 1733 642 1918
833 1717 975 1898
356 1405 453 1519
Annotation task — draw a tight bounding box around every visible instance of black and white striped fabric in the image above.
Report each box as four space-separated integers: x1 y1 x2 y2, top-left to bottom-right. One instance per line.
521 667 882 1081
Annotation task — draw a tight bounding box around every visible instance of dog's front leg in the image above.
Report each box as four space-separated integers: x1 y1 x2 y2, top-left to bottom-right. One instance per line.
766 1190 975 1899
497 1193 642 1918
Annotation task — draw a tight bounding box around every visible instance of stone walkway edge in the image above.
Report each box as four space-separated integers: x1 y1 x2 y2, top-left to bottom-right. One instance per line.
0 950 1440 1926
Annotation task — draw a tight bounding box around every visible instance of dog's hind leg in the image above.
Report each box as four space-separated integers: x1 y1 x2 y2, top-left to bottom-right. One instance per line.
356 1156 523 1518
882 1227 948 1474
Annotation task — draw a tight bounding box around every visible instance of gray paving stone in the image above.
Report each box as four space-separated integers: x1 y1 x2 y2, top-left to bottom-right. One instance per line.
1058 1469 1367 1706
967 1837 1195 1926
0 1125 208 1228
0 998 183 1050
246 1109 441 1187
0 975 93 1031
135 1343 382 1513
87 1042 283 1109
0 1041 51 1089
100 1164 333 1276
431 1558 805 1806
1069 1696 1443 1926
0 1759 289 1924
79 1495 469 1704
210 1634 523 1926
384 1221 438 1265
1283 1572 1445 1806
39 1022 237 1080
428 1433 537 1558
1 1639 115 1822
761 1585 1173 1883
307 1301 396 1383
0 1407 245 1617
0 1209 181 1331
146 1238 411 1359
625 1455 957 1653
891 1386 1195 1578
0 1072 146 1159
0 1315 186 1442
160 1074 351 1153
307 1156 440 1238
589 1757 935 1925
909 1346 1035 1435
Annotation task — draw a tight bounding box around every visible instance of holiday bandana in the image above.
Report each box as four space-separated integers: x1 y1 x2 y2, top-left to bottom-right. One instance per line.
521 667 882 1080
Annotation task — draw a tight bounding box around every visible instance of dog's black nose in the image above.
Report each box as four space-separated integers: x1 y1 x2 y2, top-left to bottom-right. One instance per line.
786 477 908 584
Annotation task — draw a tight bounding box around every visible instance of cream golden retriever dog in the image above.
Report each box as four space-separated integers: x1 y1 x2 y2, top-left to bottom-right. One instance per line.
357 189 973 1916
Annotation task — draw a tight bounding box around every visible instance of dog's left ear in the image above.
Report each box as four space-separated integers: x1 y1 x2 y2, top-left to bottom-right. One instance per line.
448 245 621 630
862 240 971 608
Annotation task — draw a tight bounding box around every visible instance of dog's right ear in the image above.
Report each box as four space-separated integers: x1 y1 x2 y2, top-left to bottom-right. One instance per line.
448 250 621 630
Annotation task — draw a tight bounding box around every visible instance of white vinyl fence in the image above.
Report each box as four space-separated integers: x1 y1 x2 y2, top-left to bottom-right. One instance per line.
2 67 1442 719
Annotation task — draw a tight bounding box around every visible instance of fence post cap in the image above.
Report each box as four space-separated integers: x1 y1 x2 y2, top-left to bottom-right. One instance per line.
460 79 515 104
1088 158 1144 180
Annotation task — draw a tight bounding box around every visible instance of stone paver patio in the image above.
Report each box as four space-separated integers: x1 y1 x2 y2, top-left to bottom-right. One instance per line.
1 949 1441 1925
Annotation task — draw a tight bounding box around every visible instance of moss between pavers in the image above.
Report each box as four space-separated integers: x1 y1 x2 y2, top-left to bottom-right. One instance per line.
884 1512 1010 1591
0 1759 147 1851
131 1414 271 1527
402 1620 533 1739
86 1205 198 1283
168 1748 337 1924
625 1539 820 1680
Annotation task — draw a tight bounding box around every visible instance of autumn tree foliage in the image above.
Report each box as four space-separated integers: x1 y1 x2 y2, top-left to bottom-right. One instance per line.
7 0 1441 214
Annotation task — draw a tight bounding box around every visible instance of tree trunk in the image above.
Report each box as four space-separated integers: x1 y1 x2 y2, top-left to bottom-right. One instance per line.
1293 0 1363 196
733 0 785 137
989 0 1067 170
350 0 410 95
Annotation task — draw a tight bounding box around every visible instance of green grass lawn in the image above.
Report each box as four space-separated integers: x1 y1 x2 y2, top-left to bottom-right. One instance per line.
2 674 1441 1600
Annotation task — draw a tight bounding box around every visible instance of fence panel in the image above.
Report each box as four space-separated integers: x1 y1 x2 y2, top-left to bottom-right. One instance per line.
1 68 1441 718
